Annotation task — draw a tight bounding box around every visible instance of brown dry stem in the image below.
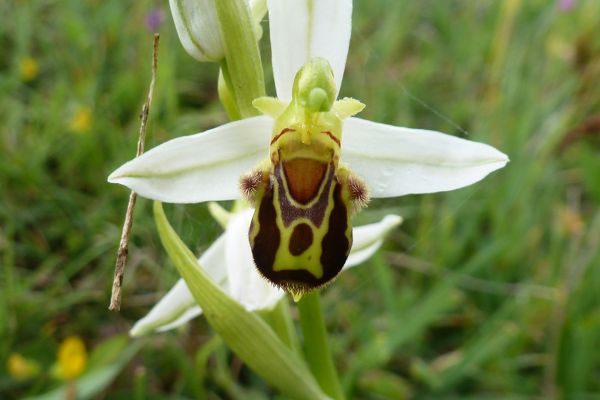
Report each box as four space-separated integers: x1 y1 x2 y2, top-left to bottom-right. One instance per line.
109 33 160 311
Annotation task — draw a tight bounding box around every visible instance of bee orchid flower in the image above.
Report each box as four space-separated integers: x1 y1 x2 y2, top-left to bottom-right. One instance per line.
109 0 507 297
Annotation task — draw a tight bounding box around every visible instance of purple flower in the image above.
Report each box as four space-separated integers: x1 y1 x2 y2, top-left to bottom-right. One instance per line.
146 8 164 32
558 0 575 11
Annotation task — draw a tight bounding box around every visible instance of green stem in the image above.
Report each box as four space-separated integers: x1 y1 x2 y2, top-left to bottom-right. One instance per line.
298 292 345 400
194 336 222 400
214 0 265 118
261 299 302 357
218 63 242 121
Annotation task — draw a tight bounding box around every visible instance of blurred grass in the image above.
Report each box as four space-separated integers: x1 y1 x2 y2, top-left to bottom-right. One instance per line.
1 0 599 399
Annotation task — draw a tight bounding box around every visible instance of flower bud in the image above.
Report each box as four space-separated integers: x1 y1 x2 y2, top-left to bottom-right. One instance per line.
169 0 266 64
169 0 225 62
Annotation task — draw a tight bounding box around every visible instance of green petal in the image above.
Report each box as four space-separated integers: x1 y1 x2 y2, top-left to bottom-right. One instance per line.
153 201 328 400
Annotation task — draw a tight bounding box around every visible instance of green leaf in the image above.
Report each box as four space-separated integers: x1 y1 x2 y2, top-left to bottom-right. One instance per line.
358 370 413 400
434 300 520 390
153 201 329 400
85 334 129 370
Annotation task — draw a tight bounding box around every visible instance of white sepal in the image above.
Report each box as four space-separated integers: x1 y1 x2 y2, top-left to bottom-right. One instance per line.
108 116 272 203
344 215 403 269
343 118 509 198
130 235 228 337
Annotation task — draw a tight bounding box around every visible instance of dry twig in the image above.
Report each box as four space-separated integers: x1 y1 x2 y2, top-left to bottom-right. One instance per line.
109 33 160 311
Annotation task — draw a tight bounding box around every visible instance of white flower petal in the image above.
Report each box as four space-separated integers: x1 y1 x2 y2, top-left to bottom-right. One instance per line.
342 118 509 198
225 209 285 311
130 234 228 336
129 279 197 337
108 116 272 203
155 305 203 333
268 0 352 101
345 214 402 269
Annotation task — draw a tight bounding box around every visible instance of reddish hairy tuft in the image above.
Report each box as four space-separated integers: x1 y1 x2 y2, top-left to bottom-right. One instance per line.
348 176 370 212
240 171 264 204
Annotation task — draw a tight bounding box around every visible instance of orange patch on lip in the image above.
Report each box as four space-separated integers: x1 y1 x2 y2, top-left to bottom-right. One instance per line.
283 159 327 204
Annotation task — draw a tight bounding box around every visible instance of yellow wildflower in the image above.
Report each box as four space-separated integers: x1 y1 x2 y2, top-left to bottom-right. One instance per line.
7 353 40 380
57 336 87 380
69 107 93 134
19 57 39 82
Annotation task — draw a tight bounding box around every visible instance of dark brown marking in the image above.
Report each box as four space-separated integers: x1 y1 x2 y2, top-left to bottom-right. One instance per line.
283 158 327 204
320 183 351 281
270 127 295 145
251 185 280 279
289 223 313 256
259 269 330 293
322 131 341 146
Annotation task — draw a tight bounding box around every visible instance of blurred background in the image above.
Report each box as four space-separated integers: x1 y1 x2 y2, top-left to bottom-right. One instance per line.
1 0 599 398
